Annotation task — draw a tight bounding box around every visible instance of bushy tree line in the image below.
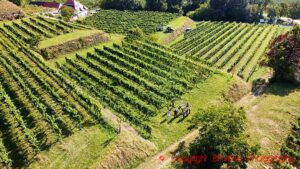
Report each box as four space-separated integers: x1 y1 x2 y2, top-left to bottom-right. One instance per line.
188 0 251 22
101 0 185 13
9 0 29 6
267 1 300 19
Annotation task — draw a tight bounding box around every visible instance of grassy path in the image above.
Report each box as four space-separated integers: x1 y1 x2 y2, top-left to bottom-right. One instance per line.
136 130 198 169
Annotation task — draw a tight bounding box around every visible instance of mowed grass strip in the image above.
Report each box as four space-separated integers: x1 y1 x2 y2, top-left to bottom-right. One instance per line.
38 29 104 49
244 83 300 155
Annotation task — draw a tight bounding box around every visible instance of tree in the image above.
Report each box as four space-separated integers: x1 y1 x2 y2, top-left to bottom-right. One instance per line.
183 0 208 15
146 0 168 11
183 104 259 169
267 5 279 18
27 35 41 47
211 0 250 21
167 0 184 13
125 27 145 40
103 0 146 10
9 0 29 6
279 2 289 17
249 4 261 22
264 26 300 83
188 2 220 21
61 6 74 21
249 0 272 18
289 1 300 19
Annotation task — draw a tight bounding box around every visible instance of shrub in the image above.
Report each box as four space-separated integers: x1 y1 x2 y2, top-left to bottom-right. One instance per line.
126 27 145 40
27 35 41 47
61 6 74 21
103 0 146 10
264 26 300 83
187 3 219 21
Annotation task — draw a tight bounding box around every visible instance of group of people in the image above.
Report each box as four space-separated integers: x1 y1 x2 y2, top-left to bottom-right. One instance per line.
166 99 191 119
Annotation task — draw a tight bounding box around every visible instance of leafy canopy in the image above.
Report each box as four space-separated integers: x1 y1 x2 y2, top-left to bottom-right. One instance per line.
264 26 300 83
184 104 259 169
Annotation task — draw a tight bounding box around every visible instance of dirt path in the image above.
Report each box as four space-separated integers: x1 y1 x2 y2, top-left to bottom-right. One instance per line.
136 130 199 169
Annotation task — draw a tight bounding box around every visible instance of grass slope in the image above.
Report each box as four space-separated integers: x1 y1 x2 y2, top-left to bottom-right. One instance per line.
245 83 300 155
38 29 103 49
150 73 235 150
48 34 125 67
29 127 115 169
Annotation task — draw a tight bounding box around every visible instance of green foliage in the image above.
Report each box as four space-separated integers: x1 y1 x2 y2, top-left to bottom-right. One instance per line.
289 1 300 19
189 0 251 22
280 117 300 168
166 0 183 13
61 6 75 21
0 138 11 167
187 104 259 169
146 0 168 11
126 27 145 40
40 48 53 60
188 2 219 21
9 0 29 6
265 26 300 83
27 35 41 47
99 0 187 13
102 0 146 10
82 10 177 34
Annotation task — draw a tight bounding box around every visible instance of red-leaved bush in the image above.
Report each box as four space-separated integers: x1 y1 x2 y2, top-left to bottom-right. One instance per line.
266 26 300 83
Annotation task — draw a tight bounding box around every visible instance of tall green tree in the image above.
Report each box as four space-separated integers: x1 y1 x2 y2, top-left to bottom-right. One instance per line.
9 0 29 6
205 0 251 21
289 1 300 19
167 0 184 13
103 0 146 10
182 104 259 169
279 2 289 17
146 0 168 11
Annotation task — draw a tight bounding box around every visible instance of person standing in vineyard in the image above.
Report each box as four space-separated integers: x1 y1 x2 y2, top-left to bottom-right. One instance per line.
166 109 171 118
180 99 184 108
186 102 191 115
174 108 179 118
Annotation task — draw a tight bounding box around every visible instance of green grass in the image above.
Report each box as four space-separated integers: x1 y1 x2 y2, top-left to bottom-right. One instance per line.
29 126 116 169
150 72 235 150
38 29 103 49
47 34 124 67
150 16 196 45
245 83 300 155
248 66 272 83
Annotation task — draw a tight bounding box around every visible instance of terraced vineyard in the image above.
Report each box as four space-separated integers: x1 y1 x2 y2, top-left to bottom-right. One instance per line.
0 20 107 167
57 39 213 137
82 10 177 34
0 14 213 167
0 16 89 44
171 22 290 81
